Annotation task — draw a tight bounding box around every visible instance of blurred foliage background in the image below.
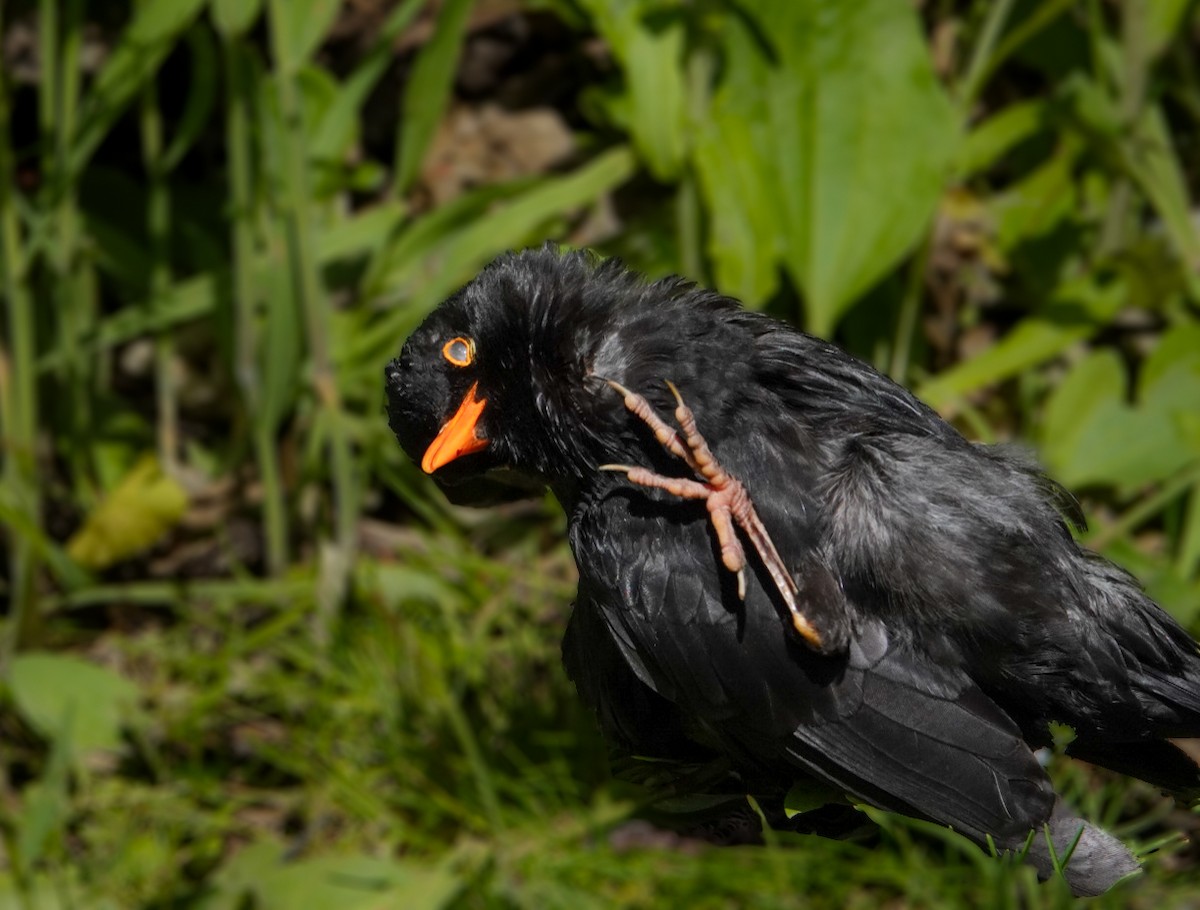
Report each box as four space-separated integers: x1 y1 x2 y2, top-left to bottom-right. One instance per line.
1 0 1200 906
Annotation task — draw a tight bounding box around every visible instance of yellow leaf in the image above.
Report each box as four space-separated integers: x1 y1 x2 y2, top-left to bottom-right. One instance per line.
66 454 187 569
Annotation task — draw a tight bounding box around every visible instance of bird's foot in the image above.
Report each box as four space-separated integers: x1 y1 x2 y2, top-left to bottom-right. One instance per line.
600 380 823 649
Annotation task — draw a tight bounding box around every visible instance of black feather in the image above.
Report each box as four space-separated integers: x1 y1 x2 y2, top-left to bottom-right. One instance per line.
384 246 1199 896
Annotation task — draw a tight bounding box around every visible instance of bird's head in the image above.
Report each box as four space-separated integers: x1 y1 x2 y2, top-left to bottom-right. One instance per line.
385 246 746 503
385 247 626 497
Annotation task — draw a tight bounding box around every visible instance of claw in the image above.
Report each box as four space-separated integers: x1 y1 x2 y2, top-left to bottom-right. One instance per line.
602 379 823 649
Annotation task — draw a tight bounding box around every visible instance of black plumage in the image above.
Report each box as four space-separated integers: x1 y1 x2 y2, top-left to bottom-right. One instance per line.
385 246 1200 895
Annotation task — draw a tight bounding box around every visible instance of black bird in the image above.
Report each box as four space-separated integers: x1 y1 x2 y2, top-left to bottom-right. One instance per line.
385 246 1200 896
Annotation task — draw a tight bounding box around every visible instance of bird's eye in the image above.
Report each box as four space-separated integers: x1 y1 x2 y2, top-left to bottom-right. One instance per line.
442 336 474 367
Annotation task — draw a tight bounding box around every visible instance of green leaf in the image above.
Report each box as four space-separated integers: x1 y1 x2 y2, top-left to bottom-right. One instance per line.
15 725 71 875
309 0 426 162
376 146 636 324
1142 323 1200 397
957 100 1047 178
364 180 536 298
1040 324 1200 490
319 201 409 264
1143 0 1194 59
65 453 188 570
211 0 263 36
208 841 462 910
726 0 959 335
0 873 113 910
162 26 219 171
271 0 340 71
356 562 461 612
990 141 1078 252
1040 350 1128 487
576 0 688 181
1122 105 1200 276
783 779 842 819
0 490 92 592
395 0 475 192
919 278 1124 412
1178 473 1200 580
255 244 304 431
73 0 209 173
692 14 780 305
9 653 139 763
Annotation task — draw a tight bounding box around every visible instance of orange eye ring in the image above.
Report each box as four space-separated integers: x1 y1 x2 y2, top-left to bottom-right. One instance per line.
442 336 475 367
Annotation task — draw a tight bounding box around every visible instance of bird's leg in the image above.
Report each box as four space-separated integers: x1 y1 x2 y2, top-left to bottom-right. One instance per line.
601 380 823 649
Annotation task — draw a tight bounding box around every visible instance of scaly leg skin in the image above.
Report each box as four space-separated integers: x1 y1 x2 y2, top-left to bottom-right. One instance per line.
601 380 823 650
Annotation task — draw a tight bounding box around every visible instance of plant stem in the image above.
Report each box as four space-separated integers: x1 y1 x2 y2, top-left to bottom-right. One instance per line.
962 0 1075 109
44 0 92 495
1086 462 1200 552
266 0 357 610
1176 481 1200 579
222 37 289 574
137 16 179 474
0 41 39 671
959 0 1016 110
889 235 932 384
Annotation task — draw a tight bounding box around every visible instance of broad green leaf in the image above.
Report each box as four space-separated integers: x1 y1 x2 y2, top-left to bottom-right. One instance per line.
919 279 1124 411
1041 324 1200 490
1040 350 1128 486
1059 409 1189 491
208 841 462 910
15 724 71 875
1142 323 1200 395
355 561 461 612
65 453 188 570
576 0 687 181
395 0 475 191
1178 411 1200 455
693 14 781 304
1144 0 1194 59
211 0 263 36
1041 350 1124 458
9 652 139 762
0 873 115 910
743 0 959 335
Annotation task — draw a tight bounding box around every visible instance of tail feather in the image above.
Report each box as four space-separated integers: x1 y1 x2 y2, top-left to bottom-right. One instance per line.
1000 800 1140 898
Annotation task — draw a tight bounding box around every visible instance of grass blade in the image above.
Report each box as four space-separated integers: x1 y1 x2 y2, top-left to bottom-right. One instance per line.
394 0 474 193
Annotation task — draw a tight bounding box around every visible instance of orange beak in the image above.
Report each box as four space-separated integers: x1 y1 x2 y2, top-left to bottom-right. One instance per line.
421 382 489 473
